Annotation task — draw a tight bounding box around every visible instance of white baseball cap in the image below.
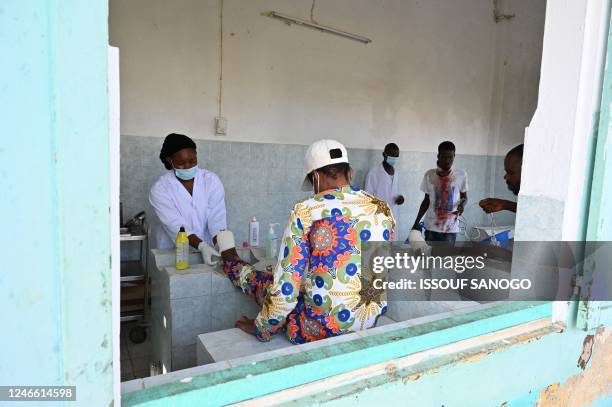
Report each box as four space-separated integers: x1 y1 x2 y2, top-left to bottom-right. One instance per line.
301 139 349 191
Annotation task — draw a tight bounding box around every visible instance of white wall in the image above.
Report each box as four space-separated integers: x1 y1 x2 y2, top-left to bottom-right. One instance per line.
109 0 545 156
109 0 219 137
515 0 610 241
488 0 547 156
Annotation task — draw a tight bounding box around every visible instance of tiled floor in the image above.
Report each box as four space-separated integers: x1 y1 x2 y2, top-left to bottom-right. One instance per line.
121 321 152 382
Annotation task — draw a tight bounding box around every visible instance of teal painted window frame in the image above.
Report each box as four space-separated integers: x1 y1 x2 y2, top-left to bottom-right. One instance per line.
577 12 612 331
122 301 552 406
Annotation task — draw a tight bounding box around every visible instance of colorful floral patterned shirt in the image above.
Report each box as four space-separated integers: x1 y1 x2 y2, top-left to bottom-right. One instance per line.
255 185 396 343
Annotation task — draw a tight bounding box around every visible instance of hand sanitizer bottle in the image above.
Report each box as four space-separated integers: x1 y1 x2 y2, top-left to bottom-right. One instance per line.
265 223 280 258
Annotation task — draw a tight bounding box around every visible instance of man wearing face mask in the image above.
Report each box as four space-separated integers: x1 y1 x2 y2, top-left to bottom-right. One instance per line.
217 139 396 343
411 141 468 244
365 143 404 234
149 133 227 265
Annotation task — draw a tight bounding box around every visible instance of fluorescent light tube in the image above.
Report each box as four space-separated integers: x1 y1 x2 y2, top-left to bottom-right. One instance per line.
266 11 372 44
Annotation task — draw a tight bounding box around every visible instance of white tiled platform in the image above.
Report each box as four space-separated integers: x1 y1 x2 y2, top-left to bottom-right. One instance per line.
197 328 292 365
376 315 396 326
147 246 482 375
196 315 397 365
149 249 262 373
122 303 494 394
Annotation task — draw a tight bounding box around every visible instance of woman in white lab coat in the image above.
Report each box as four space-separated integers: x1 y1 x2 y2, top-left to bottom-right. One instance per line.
149 133 227 265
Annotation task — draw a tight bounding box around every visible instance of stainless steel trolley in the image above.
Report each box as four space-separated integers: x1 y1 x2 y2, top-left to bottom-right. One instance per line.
120 217 149 344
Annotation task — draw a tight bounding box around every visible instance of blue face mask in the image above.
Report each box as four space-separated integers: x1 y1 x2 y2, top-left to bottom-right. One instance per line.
174 165 198 180
385 156 398 167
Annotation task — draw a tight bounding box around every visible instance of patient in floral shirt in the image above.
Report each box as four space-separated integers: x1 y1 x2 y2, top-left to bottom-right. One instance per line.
217 140 395 343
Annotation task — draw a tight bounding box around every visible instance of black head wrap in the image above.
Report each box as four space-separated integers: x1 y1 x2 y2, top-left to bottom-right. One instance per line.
159 133 197 170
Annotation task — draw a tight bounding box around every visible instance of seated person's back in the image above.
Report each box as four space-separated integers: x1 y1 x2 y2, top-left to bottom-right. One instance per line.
220 140 396 344
267 185 395 343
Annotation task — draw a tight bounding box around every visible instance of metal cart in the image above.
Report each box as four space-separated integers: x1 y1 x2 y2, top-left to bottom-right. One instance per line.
120 223 149 344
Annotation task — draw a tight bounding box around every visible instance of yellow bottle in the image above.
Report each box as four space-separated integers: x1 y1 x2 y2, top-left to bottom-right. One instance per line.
175 226 190 270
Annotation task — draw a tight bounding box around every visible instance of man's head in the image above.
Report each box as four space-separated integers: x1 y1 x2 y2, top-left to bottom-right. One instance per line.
301 139 352 193
504 144 523 195
307 163 352 194
437 141 456 172
383 143 400 167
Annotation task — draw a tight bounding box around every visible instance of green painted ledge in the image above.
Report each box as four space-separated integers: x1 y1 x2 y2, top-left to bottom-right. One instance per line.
123 301 552 406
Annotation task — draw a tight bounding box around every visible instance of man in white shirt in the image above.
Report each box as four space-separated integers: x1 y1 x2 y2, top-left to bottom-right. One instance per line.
149 133 227 265
411 141 468 244
364 143 404 227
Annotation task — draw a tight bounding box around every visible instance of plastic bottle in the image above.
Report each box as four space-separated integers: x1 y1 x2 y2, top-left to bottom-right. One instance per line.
175 226 190 270
249 217 260 247
265 223 280 258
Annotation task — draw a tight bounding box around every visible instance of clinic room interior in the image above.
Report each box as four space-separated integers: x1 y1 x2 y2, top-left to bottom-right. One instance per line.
111 0 545 384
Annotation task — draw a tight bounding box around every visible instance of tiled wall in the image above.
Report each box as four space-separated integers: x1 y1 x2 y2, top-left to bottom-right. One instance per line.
120 135 515 256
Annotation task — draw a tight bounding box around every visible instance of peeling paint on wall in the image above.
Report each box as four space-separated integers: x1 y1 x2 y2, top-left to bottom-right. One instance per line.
536 328 612 407
577 334 594 370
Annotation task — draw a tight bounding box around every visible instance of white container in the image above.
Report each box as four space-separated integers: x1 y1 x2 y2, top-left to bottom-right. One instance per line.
249 217 260 247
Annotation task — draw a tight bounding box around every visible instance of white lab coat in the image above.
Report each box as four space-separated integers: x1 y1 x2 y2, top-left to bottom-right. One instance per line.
364 163 401 226
149 168 227 249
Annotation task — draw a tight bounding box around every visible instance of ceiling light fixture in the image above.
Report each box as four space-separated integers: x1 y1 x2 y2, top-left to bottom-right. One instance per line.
265 11 372 44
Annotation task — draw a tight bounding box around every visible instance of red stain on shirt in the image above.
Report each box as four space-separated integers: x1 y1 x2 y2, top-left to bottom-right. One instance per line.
435 174 454 232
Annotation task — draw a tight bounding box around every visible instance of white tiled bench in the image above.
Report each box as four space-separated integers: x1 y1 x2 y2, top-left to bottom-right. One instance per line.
148 248 265 372
376 315 396 326
197 328 292 365
123 303 493 394
196 315 397 365
149 245 414 371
